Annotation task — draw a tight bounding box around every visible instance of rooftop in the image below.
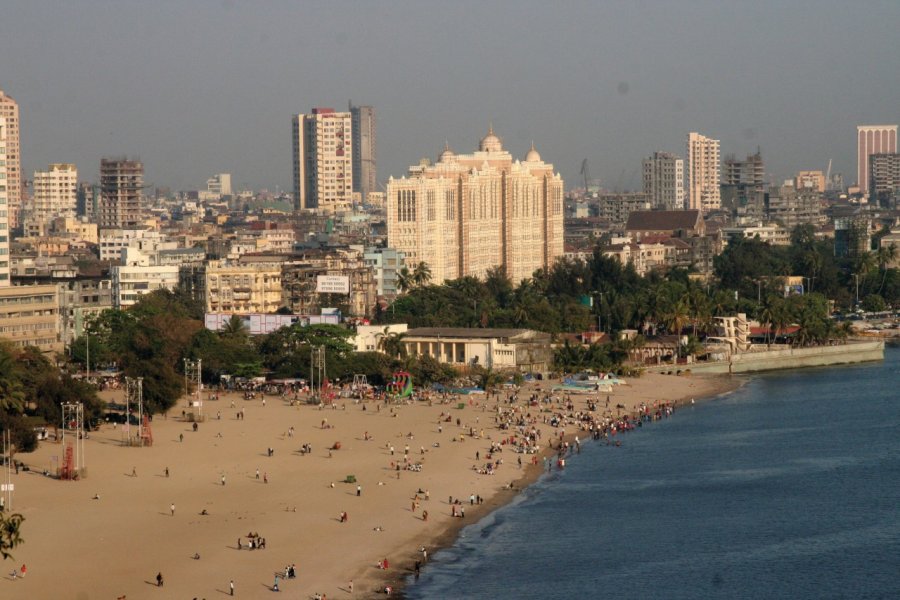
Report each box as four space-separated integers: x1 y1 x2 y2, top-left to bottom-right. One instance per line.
625 210 701 231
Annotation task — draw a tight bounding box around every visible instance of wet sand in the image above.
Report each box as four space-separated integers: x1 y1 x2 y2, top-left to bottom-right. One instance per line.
5 372 738 599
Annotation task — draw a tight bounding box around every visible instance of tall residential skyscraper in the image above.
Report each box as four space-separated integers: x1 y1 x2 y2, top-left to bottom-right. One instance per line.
292 108 353 213
687 132 721 212
349 102 376 205
857 125 898 194
387 129 564 284
99 158 144 228
642 152 684 210
32 163 78 224
0 117 9 285
0 89 21 232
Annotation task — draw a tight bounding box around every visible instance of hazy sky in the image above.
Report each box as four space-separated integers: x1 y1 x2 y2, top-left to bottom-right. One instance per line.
2 0 898 193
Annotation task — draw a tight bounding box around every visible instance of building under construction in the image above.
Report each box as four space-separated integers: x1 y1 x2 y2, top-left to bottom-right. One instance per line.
99 157 144 228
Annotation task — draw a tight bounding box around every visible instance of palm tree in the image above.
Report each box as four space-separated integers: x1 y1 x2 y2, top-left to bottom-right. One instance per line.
876 243 897 295
376 327 408 359
396 267 413 293
220 314 250 339
0 344 26 413
412 262 432 288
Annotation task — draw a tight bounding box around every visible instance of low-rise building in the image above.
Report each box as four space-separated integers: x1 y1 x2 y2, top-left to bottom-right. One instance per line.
99 228 168 262
111 264 180 308
363 247 405 298
402 327 552 372
0 284 62 352
625 210 705 240
203 260 283 314
596 193 652 226
354 323 408 353
721 224 791 246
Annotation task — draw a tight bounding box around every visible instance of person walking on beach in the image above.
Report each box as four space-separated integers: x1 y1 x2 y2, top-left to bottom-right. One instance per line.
349 579 353 593
165 466 169 478
156 572 163 587
132 466 137 477
230 579 234 595
256 468 260 480
357 484 361 497
170 503 175 516
222 474 226 486
264 472 268 484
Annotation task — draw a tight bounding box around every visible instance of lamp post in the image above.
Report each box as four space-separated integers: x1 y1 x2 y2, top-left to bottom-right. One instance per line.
853 274 860 306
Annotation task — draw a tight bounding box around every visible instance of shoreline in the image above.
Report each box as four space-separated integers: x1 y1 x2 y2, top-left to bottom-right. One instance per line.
8 371 742 599
376 373 745 598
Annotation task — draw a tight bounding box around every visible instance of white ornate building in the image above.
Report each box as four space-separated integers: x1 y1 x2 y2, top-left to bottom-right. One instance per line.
387 128 564 284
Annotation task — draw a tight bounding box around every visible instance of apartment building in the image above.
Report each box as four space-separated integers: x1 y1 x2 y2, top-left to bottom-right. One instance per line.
0 284 62 352
0 116 9 286
0 89 21 232
387 130 564 284
687 132 721 212
31 163 77 224
203 260 283 314
642 152 684 210
292 108 353 213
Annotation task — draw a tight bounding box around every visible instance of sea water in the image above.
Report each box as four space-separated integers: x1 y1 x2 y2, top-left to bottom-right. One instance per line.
406 347 900 600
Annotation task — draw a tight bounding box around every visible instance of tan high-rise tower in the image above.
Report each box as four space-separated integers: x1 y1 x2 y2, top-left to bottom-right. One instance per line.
387 128 564 285
857 125 898 194
292 108 353 213
687 132 721 212
0 117 10 285
0 89 21 232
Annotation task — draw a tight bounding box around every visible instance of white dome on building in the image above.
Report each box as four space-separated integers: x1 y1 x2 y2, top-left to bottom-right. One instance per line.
438 141 456 162
479 125 503 152
524 142 541 162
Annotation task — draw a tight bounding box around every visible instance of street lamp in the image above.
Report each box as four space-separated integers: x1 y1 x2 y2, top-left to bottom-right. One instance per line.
853 274 860 306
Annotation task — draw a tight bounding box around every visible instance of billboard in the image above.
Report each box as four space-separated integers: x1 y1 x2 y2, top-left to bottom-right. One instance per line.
316 275 350 294
204 313 339 335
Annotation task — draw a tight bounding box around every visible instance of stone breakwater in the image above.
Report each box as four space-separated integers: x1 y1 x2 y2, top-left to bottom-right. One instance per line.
653 339 884 375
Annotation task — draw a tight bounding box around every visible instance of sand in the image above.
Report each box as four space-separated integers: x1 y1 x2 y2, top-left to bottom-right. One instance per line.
3 371 738 599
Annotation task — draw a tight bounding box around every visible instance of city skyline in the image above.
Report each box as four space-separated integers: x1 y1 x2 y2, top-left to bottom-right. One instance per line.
1 1 898 193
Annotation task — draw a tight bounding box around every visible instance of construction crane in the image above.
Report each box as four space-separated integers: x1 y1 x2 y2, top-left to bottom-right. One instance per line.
580 159 591 191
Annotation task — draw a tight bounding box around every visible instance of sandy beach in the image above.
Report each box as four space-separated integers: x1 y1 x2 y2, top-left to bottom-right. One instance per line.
4 371 738 599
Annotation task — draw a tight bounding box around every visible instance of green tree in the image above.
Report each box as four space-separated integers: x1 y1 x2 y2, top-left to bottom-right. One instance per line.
0 512 25 560
396 267 413 293
412 262 433 288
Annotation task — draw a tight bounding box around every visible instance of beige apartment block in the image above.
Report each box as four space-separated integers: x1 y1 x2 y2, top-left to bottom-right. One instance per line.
292 108 353 213
32 163 78 224
795 170 826 193
387 129 564 285
687 132 721 212
0 116 9 286
51 217 99 244
0 89 21 232
204 260 283 313
0 284 62 353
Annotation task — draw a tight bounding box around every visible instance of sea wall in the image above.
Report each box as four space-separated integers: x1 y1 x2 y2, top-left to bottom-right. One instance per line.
651 339 884 375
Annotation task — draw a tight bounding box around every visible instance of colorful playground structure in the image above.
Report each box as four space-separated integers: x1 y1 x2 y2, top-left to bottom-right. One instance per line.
387 371 414 398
